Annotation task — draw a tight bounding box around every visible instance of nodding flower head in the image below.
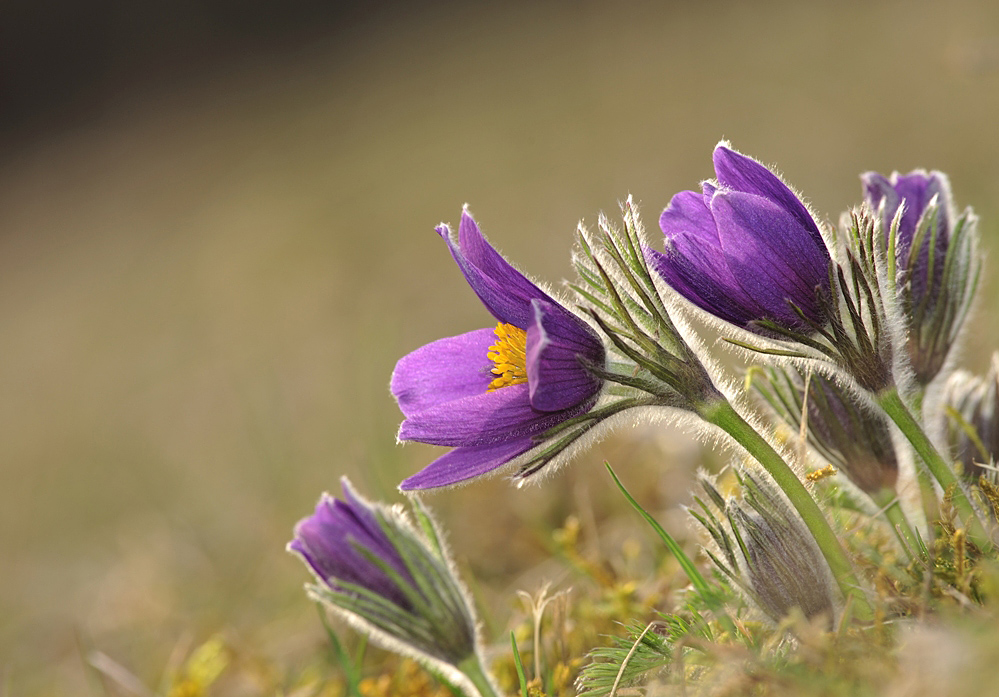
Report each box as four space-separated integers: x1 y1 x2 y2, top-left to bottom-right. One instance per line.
649 143 831 334
391 210 606 490
754 368 899 497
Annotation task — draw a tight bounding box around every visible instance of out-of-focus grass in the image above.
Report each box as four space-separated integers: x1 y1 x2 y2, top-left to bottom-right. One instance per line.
2 1 999 694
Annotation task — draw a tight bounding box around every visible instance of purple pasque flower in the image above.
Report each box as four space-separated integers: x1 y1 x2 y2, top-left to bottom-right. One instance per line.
289 479 482 669
289 479 414 608
862 169 952 306
649 143 831 333
392 210 605 490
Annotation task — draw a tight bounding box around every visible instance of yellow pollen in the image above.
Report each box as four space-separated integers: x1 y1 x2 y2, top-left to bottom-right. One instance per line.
487 322 528 391
806 464 837 483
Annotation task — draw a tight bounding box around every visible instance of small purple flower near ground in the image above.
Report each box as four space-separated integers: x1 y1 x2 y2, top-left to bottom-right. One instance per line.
392 210 605 490
289 479 414 609
648 143 831 333
289 478 484 673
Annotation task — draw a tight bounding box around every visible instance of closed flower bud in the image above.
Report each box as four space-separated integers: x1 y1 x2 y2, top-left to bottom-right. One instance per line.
863 170 981 384
754 367 899 497
289 479 499 696
693 470 837 624
943 353 999 482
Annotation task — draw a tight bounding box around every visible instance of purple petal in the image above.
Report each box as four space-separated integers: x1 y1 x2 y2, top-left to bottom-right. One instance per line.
391 328 495 417
893 171 949 242
712 145 822 244
862 170 953 304
862 172 901 225
438 212 550 328
526 299 604 412
400 437 536 490
646 238 768 327
659 189 720 245
398 383 586 447
290 491 412 606
710 190 829 326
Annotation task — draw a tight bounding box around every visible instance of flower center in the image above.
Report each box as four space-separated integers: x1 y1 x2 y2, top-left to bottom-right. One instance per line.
487 322 528 391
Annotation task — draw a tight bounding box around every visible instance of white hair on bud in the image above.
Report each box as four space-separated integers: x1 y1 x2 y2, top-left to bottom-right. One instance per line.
306 589 494 697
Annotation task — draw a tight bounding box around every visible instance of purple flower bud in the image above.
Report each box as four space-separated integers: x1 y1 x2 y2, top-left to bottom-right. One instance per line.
755 368 899 496
289 479 481 667
696 471 836 624
289 480 415 609
862 170 951 306
650 144 831 333
862 170 976 385
392 210 606 490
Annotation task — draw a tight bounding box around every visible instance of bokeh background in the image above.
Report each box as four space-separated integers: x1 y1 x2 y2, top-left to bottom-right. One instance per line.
3 0 999 693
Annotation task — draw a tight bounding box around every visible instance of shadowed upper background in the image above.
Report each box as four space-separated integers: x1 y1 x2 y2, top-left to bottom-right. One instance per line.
2 0 999 693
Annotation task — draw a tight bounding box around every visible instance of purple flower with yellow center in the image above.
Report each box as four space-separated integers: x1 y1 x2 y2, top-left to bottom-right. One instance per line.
392 210 606 490
648 143 831 333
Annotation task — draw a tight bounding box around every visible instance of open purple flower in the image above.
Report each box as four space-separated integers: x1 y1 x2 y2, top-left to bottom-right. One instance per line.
862 169 952 306
289 479 414 609
392 210 605 490
649 143 831 333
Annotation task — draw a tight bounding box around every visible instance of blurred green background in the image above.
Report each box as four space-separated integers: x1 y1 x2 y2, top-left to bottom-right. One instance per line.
2 0 999 693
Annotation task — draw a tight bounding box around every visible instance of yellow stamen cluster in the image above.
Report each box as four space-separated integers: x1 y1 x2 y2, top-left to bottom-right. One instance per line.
487 322 529 391
806 464 837 483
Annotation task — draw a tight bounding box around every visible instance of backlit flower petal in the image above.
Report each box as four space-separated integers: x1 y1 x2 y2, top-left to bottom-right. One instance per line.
646 236 765 326
391 328 495 417
399 437 536 490
710 190 827 327
398 383 591 447
439 212 550 328
713 145 821 244
659 189 719 245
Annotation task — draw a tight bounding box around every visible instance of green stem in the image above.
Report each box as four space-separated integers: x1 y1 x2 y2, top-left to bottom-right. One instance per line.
457 654 501 697
877 388 990 549
872 488 920 561
702 400 873 620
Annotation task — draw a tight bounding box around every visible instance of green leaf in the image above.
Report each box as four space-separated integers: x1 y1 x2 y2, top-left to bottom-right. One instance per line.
510 632 529 697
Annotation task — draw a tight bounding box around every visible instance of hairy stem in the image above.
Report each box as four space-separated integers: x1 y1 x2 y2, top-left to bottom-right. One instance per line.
871 488 921 561
877 388 990 550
